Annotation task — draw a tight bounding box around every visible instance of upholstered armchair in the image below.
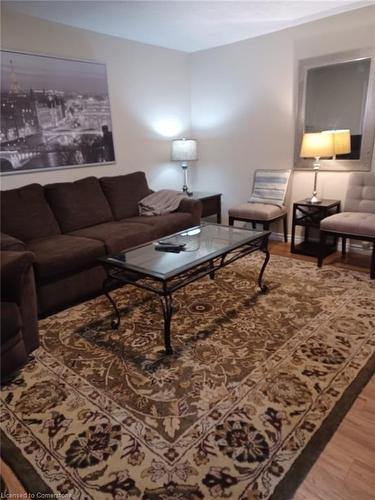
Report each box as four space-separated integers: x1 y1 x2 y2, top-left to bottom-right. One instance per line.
1 250 39 380
318 172 375 278
228 169 291 241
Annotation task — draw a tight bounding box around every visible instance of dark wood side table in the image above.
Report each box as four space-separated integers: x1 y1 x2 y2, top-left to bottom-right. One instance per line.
189 192 222 224
291 199 341 257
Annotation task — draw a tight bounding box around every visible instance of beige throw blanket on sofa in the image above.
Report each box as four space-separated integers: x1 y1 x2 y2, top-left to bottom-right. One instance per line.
138 190 187 216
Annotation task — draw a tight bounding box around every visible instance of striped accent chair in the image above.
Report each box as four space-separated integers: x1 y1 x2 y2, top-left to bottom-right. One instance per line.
228 169 291 242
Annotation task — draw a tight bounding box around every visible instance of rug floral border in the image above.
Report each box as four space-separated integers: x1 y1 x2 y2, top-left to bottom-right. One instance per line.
1 354 374 498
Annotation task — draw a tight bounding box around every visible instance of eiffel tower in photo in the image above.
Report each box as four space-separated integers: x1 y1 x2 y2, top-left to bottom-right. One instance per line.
9 59 22 94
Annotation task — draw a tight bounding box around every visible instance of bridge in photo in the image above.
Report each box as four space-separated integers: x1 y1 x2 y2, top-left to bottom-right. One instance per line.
0 150 39 170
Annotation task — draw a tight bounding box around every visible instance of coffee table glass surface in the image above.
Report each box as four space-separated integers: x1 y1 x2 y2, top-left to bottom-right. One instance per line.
100 223 270 354
105 223 268 280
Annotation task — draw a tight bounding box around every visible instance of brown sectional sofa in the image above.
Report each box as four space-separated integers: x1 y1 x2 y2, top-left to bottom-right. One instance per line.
1 250 39 379
1 171 202 317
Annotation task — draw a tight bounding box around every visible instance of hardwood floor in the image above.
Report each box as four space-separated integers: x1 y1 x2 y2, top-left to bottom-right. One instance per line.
269 239 373 276
269 241 375 500
1 242 374 499
293 376 375 500
0 459 25 496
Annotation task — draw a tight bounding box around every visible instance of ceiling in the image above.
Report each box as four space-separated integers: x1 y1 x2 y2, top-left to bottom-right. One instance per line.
4 1 374 52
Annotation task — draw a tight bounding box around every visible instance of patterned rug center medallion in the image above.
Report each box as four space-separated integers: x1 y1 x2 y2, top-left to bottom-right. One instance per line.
1 255 374 499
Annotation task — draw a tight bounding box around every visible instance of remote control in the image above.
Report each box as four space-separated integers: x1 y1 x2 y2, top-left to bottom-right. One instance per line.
154 244 184 253
157 240 186 247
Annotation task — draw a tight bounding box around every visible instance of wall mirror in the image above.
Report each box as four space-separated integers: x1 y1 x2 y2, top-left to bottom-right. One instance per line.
294 49 375 171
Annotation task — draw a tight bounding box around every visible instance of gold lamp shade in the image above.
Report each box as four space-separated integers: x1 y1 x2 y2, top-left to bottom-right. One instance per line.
322 129 351 155
300 132 334 158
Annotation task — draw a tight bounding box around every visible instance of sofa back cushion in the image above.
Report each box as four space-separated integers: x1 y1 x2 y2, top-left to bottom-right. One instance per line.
100 171 152 220
45 177 113 232
344 172 375 213
1 184 61 241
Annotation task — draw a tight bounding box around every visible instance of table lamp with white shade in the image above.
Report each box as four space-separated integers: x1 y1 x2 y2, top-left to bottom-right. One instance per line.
171 138 198 194
300 132 334 203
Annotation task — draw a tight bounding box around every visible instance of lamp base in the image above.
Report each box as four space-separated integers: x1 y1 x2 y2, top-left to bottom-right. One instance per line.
309 194 321 204
308 160 321 204
182 186 193 196
181 164 192 195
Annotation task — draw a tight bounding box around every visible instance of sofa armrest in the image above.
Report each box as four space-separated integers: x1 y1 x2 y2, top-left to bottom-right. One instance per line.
0 232 26 251
1 251 35 302
176 198 202 225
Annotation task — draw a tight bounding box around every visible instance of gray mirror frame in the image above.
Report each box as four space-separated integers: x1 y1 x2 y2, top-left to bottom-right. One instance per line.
294 49 375 171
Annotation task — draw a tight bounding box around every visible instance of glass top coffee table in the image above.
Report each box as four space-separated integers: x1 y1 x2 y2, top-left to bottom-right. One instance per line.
100 223 270 354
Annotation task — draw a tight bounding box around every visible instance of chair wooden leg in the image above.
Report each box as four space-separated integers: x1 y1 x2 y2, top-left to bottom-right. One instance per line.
228 216 234 226
283 214 288 243
252 222 256 229
371 242 375 279
263 222 270 231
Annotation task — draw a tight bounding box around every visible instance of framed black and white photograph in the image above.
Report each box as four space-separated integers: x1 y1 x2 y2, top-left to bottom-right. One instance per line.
0 50 115 175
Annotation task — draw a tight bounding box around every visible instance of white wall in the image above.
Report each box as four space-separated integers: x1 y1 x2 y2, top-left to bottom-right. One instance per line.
190 6 375 227
1 8 191 191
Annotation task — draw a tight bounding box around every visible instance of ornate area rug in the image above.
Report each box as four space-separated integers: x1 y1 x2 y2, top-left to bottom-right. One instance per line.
1 255 374 499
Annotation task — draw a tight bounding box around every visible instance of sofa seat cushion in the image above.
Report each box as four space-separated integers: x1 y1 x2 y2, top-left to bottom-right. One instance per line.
70 221 158 254
37 265 107 317
1 184 61 241
321 212 375 238
228 203 287 221
27 235 106 280
100 172 152 220
45 177 113 233
1 302 22 342
124 213 194 237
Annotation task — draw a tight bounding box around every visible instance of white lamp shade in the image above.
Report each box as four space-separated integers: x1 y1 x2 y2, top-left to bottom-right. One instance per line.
300 132 334 158
171 138 198 161
322 129 351 155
